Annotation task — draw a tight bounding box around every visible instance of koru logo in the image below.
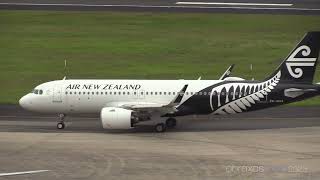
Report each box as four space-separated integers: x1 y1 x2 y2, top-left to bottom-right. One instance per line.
286 45 316 78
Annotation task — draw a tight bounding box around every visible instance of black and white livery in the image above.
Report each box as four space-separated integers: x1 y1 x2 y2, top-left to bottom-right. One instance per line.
19 32 320 132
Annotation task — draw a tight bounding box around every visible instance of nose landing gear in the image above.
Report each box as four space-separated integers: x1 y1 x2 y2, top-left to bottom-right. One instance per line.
57 114 66 129
57 122 65 129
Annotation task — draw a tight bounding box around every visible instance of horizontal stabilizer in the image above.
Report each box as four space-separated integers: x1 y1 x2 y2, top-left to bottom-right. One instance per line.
284 88 317 98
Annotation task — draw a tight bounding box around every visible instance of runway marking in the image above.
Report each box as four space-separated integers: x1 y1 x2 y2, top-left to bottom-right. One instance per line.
0 170 50 177
176 2 293 7
0 3 319 12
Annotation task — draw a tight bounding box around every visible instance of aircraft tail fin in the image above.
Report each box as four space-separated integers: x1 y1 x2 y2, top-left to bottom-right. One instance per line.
267 32 320 84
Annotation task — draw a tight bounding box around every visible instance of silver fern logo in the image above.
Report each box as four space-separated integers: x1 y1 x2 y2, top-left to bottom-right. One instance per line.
286 45 316 78
210 71 281 115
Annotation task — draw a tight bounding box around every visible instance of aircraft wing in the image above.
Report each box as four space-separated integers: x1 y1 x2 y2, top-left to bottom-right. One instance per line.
219 64 235 80
108 102 167 109
104 84 188 113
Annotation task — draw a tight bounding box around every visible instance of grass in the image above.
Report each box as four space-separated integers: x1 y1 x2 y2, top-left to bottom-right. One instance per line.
0 10 320 105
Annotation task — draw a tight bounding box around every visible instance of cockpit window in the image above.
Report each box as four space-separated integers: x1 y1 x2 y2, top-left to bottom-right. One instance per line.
31 89 43 95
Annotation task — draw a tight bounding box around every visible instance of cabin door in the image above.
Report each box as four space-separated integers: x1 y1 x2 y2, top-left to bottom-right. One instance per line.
53 86 62 103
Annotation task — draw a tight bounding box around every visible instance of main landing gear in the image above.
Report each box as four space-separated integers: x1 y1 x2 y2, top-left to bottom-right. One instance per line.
57 113 66 129
154 118 177 133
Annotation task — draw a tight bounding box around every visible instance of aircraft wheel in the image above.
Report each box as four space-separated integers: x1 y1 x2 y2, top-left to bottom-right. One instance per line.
166 118 177 128
155 123 166 133
57 122 65 129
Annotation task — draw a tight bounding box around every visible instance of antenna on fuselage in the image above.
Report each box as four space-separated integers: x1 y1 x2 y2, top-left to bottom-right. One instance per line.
63 59 67 80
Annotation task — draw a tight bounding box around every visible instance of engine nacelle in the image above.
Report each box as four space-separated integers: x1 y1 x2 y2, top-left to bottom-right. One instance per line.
100 107 135 129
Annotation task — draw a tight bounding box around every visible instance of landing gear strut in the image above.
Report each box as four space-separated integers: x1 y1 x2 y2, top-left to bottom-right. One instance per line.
154 118 177 133
166 118 177 128
155 123 166 133
57 114 66 129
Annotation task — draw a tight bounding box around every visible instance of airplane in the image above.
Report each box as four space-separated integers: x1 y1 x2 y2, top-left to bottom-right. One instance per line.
19 32 320 132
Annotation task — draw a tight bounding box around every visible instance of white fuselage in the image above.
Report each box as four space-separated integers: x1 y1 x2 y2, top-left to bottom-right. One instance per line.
19 79 222 114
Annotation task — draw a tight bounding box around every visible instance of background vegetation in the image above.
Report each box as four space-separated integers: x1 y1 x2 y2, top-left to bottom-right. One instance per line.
0 11 319 104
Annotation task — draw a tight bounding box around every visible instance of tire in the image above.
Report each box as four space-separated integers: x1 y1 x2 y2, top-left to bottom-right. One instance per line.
155 123 166 133
166 118 177 128
57 122 65 129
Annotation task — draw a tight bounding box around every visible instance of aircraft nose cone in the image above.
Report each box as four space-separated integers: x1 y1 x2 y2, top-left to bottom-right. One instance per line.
19 95 30 109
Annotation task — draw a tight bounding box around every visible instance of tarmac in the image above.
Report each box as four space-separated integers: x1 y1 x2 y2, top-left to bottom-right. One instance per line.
1 0 319 178
0 0 319 14
0 105 320 179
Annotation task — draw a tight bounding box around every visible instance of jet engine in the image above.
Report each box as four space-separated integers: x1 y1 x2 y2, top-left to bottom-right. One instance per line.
100 107 138 129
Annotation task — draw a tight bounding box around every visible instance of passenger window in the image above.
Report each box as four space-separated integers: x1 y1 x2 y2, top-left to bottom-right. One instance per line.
173 92 175 95
186 92 188 95
159 92 162 95
150 92 153 95
203 92 207 95
39 90 43 95
155 92 157 95
92 92 94 95
34 90 39 94
123 92 126 95
114 92 116 95
118 92 121 95
127 92 130 95
164 92 166 95
168 92 171 95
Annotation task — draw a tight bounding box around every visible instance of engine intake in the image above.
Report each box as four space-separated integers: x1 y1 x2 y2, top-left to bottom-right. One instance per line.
100 107 136 129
